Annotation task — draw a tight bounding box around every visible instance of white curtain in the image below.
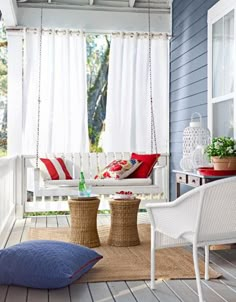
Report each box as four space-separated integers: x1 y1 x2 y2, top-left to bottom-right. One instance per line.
23 30 89 154
102 33 169 153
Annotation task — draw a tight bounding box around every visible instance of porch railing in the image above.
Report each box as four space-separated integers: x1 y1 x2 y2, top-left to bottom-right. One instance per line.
0 156 17 248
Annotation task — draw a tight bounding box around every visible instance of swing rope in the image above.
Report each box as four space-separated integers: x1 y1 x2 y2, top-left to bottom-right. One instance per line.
148 0 158 154
36 8 43 168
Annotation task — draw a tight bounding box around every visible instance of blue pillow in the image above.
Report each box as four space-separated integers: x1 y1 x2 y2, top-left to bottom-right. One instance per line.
0 240 102 289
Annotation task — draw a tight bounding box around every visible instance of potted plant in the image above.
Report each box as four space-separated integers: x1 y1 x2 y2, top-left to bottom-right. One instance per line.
205 136 236 170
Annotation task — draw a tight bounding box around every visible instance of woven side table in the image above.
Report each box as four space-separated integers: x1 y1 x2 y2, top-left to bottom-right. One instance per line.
108 198 141 247
68 197 100 248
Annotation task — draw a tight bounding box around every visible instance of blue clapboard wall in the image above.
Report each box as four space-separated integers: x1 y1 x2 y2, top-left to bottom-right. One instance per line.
169 0 219 200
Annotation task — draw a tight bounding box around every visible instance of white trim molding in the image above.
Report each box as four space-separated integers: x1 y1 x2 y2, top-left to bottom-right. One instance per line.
208 0 236 24
207 0 236 138
0 0 18 26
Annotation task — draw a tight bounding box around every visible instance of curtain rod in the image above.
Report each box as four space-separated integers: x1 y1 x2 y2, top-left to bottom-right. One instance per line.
7 27 172 38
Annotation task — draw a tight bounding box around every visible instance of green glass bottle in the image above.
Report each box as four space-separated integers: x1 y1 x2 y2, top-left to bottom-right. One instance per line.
78 171 87 196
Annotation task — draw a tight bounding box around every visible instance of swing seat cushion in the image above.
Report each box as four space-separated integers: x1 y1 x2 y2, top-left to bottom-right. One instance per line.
45 177 152 187
129 153 160 178
0 240 102 289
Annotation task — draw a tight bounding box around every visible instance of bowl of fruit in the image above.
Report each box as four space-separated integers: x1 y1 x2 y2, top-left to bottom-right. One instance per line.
113 191 134 200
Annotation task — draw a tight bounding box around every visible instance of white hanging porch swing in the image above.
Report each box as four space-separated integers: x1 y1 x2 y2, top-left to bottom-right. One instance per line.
26 3 167 203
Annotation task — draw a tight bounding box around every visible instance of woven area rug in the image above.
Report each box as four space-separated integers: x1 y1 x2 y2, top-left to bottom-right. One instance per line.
28 224 221 283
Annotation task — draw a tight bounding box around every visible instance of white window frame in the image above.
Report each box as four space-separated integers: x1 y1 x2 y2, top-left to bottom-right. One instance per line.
208 0 236 138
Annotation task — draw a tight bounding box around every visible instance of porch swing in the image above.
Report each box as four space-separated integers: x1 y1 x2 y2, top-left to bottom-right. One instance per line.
24 2 168 205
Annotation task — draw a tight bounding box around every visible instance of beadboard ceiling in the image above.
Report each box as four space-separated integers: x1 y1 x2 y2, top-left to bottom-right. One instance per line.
17 0 171 14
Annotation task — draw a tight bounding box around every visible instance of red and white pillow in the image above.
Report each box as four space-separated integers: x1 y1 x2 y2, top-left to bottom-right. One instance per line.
95 159 141 180
40 158 72 180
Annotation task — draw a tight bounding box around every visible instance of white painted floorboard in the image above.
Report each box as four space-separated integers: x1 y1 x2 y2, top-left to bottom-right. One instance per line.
108 281 137 302
70 283 93 302
1 214 236 302
27 288 48 302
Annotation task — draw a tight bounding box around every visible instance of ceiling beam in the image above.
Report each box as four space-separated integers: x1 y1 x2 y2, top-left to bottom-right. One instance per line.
17 6 171 33
0 0 18 26
17 2 170 14
129 0 136 8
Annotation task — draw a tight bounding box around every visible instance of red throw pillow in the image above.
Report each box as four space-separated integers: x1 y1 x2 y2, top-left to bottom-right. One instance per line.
129 153 160 178
40 158 72 180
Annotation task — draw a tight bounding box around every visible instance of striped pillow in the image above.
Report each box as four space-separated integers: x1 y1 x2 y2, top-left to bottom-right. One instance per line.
40 158 72 180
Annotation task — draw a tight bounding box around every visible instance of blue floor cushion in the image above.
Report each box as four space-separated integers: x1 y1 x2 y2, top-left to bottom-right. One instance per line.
0 240 102 288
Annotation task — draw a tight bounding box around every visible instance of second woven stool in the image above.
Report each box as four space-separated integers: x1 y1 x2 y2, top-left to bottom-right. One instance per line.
108 198 141 247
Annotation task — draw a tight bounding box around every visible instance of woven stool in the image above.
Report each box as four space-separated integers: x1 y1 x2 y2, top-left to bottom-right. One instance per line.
108 198 141 247
68 197 100 248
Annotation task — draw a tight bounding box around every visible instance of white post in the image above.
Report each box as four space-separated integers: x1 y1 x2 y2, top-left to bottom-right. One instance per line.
7 30 23 156
7 30 24 217
0 0 18 27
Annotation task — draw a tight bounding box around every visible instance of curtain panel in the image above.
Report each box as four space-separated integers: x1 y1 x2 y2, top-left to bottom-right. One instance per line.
102 33 169 154
23 30 89 154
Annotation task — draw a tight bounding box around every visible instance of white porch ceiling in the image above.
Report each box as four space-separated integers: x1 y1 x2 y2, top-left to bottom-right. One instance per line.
2 0 171 33
17 0 170 14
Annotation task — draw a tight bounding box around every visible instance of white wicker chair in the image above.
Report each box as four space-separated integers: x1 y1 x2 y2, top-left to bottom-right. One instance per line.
146 176 236 302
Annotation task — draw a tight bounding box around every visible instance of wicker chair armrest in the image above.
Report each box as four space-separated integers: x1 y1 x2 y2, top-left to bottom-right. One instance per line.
146 190 200 240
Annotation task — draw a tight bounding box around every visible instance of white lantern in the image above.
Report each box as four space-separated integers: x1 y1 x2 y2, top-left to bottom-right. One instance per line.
180 112 211 171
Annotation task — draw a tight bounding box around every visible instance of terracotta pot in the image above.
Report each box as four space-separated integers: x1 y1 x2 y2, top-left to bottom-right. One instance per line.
212 156 236 171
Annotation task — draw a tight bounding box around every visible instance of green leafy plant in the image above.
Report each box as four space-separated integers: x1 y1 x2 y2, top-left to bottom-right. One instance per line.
205 136 236 158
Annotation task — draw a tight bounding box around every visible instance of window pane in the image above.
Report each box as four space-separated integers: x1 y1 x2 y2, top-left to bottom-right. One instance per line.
213 99 234 137
212 18 224 98
224 10 234 94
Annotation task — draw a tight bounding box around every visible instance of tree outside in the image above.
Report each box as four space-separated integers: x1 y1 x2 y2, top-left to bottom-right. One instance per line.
0 20 7 157
86 34 110 152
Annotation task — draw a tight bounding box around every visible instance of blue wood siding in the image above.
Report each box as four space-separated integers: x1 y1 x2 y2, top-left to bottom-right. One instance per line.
170 0 219 200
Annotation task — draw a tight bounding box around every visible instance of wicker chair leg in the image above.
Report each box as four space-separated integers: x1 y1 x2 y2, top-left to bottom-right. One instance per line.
150 227 156 289
205 245 209 281
193 244 204 302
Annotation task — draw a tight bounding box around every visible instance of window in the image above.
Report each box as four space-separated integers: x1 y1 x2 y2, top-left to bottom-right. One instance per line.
208 0 236 138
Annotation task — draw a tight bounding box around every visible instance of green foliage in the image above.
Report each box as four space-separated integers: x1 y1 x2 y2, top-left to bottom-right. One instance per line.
88 125 103 152
0 61 7 95
24 210 111 217
0 20 7 157
90 144 103 153
24 211 70 217
205 137 236 158
0 148 6 157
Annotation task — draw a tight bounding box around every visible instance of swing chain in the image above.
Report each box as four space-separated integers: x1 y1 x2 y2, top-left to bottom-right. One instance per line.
36 8 43 168
148 0 158 154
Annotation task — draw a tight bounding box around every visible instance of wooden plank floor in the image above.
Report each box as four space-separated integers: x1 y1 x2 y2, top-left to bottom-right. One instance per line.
1 214 236 302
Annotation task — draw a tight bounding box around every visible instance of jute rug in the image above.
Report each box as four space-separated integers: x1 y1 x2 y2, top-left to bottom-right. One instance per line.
28 224 221 283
